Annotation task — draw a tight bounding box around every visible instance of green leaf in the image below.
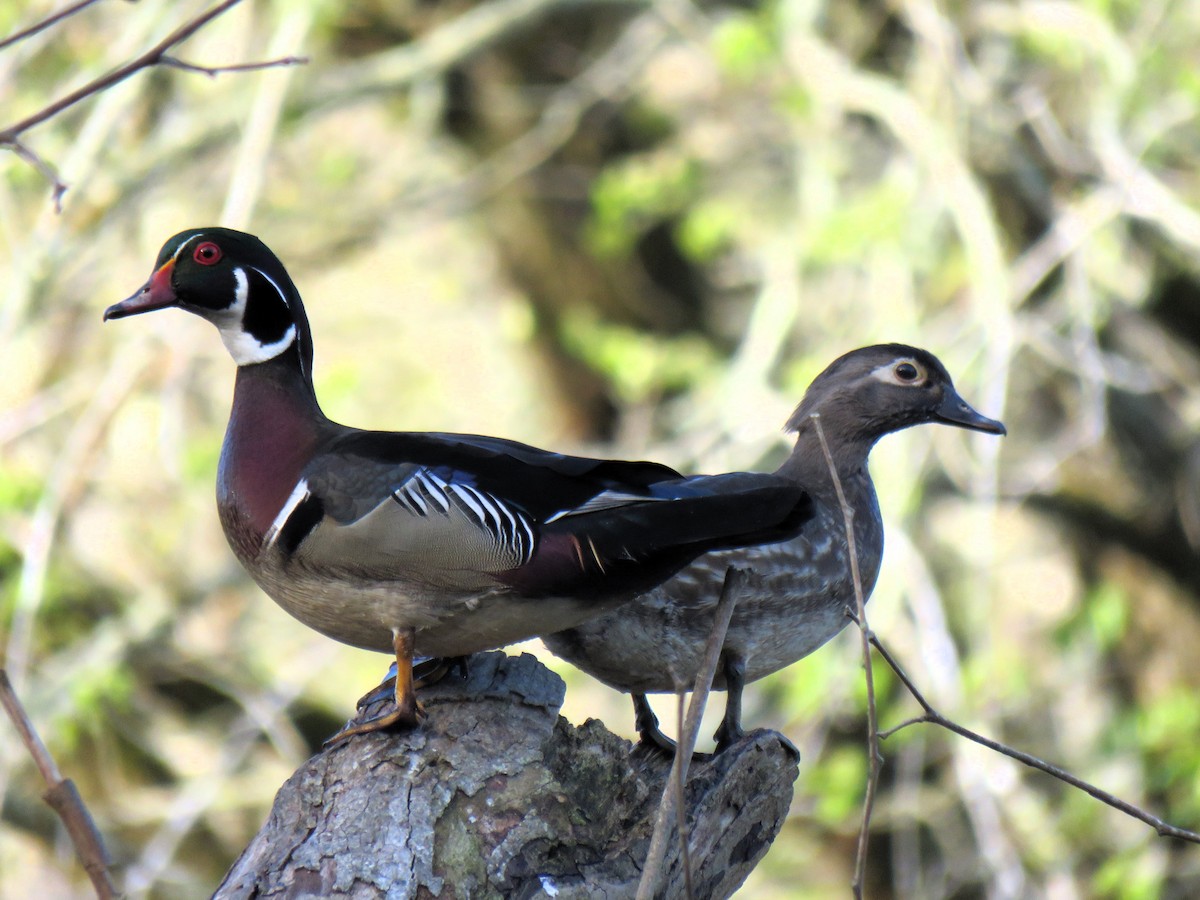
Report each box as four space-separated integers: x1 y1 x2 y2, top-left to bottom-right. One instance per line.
806 745 866 825
587 156 700 257
712 13 777 81
1085 582 1129 649
560 312 718 403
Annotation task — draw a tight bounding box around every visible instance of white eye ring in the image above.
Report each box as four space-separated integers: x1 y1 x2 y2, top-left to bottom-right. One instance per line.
894 361 922 383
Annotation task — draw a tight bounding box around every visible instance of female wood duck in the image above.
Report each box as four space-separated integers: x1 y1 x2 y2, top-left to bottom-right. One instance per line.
104 227 812 742
542 345 1006 753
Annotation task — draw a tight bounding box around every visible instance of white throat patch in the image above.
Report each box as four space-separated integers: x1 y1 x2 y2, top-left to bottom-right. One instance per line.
215 267 297 366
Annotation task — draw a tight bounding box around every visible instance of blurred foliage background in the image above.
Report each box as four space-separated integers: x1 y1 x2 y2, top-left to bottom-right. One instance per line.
2 0 1199 896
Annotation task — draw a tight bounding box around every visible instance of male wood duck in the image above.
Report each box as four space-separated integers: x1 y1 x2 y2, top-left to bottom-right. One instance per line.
542 345 1006 753
103 227 813 741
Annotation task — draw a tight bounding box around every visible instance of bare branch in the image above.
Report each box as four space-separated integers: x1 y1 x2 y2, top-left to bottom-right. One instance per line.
0 0 106 52
876 714 933 741
674 695 696 900
0 669 61 785
0 0 307 203
865 631 1200 844
0 669 118 899
10 138 67 211
812 414 881 898
1 0 242 141
637 566 749 900
158 54 308 78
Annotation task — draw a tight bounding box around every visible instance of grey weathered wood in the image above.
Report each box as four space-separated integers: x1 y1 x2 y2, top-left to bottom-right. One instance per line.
214 652 798 899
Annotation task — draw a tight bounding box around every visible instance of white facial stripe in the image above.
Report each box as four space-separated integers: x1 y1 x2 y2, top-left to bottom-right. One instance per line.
248 265 290 309
215 266 297 366
174 234 202 263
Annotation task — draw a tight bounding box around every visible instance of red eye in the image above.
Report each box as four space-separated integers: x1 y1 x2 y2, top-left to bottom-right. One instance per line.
193 241 222 265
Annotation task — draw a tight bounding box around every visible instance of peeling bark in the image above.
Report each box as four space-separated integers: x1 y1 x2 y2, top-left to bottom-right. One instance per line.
215 652 798 899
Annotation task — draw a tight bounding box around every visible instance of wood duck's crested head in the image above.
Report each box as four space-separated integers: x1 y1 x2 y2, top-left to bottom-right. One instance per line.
104 228 314 375
785 344 1006 446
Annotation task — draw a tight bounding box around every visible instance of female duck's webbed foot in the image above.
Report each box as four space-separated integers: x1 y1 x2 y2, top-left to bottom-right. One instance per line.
633 692 679 756
710 652 799 758
326 628 425 747
632 692 720 760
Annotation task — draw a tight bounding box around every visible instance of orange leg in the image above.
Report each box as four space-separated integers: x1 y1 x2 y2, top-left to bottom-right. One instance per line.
354 656 451 710
389 627 422 724
325 627 426 746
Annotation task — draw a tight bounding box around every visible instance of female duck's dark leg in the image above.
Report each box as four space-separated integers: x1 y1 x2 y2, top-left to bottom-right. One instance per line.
327 628 425 745
633 693 678 755
713 651 747 752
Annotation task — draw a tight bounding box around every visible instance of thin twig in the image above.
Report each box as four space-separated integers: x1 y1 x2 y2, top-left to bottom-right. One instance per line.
811 413 880 899
0 0 105 52
674 694 695 900
0 0 307 203
1 0 241 140
863 632 1200 844
0 669 118 898
159 55 307 77
636 566 748 900
10 138 67 210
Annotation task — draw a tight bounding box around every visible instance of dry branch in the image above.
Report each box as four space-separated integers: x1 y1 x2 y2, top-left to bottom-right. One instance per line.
637 566 751 900
0 0 104 52
812 414 882 898
816 406 1200 896
0 669 117 899
867 633 1200 845
0 0 306 208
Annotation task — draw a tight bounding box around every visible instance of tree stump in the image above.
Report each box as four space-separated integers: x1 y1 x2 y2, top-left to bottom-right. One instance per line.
214 652 798 899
